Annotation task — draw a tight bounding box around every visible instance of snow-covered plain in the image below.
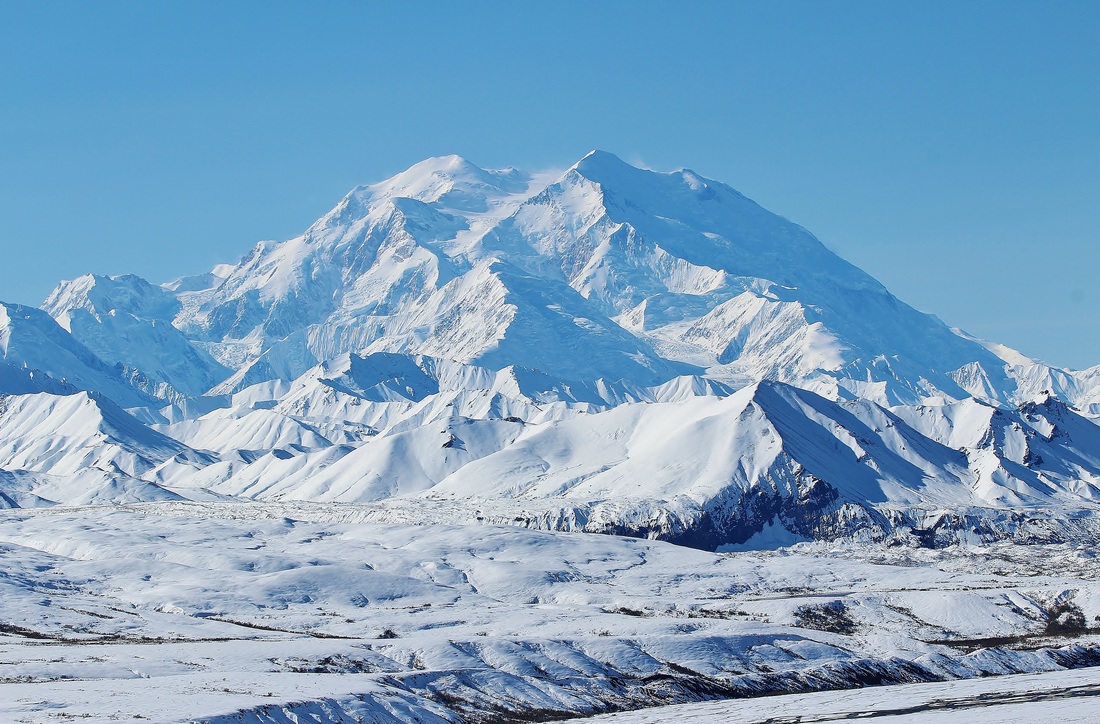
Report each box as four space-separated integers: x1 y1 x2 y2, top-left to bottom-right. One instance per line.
1 505 1099 722
559 666 1100 722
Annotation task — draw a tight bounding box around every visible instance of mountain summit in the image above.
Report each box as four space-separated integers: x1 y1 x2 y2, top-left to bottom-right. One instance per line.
40 151 1096 409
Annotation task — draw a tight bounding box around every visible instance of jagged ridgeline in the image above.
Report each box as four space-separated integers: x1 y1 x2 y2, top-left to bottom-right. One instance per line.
3 152 1099 547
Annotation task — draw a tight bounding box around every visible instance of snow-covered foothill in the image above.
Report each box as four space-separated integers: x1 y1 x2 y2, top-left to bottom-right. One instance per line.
0 506 1098 722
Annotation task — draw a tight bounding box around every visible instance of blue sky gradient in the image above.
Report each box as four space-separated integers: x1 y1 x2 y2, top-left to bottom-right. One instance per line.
2 1 1097 367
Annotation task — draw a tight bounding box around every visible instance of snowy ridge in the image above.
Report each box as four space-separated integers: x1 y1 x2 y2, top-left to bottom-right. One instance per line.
2 347 1098 548
0 301 156 406
42 274 229 399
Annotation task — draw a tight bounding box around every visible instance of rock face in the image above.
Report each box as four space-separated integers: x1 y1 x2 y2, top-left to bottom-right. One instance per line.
4 151 1100 548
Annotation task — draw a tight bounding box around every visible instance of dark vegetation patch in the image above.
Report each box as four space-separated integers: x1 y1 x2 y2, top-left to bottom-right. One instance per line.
1045 600 1090 635
0 622 56 639
608 607 646 617
793 600 858 635
199 615 355 639
281 654 378 674
934 598 1099 652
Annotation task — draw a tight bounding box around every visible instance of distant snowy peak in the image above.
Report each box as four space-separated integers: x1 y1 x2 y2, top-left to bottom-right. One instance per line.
357 154 534 211
557 149 872 291
163 263 235 293
476 152 1012 403
43 273 181 326
40 274 229 399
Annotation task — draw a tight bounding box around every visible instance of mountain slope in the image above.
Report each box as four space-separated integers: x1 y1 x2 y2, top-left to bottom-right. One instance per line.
0 301 156 406
110 366 1100 548
42 274 230 399
482 151 1023 404
0 390 201 506
0 390 191 477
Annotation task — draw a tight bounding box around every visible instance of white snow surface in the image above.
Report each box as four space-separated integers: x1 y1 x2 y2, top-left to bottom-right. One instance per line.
7 152 1098 543
1 506 1099 722
0 301 156 407
558 666 1100 722
2 349 1099 549
4 152 1100 721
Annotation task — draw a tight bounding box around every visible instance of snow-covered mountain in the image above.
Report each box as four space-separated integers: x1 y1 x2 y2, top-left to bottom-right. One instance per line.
40 152 1099 409
4 151 1100 549
8 152 1100 723
0 301 156 406
42 273 230 400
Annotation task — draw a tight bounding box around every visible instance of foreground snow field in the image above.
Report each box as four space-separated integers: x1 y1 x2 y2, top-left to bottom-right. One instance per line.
559 666 1100 722
1 504 1098 722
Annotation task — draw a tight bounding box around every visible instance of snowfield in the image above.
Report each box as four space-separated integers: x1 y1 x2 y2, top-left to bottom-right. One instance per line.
1 505 1099 722
558 666 1100 722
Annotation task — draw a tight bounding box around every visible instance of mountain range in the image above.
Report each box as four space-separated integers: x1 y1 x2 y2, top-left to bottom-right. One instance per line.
3 151 1099 548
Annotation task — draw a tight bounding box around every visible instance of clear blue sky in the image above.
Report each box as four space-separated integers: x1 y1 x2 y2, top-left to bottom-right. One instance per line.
2 1 1097 368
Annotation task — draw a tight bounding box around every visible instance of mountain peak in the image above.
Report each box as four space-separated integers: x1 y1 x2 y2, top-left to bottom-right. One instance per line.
569 149 649 186
29 151 1096 416
361 155 532 213
573 149 630 170
566 151 728 211
42 273 180 325
397 153 480 177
